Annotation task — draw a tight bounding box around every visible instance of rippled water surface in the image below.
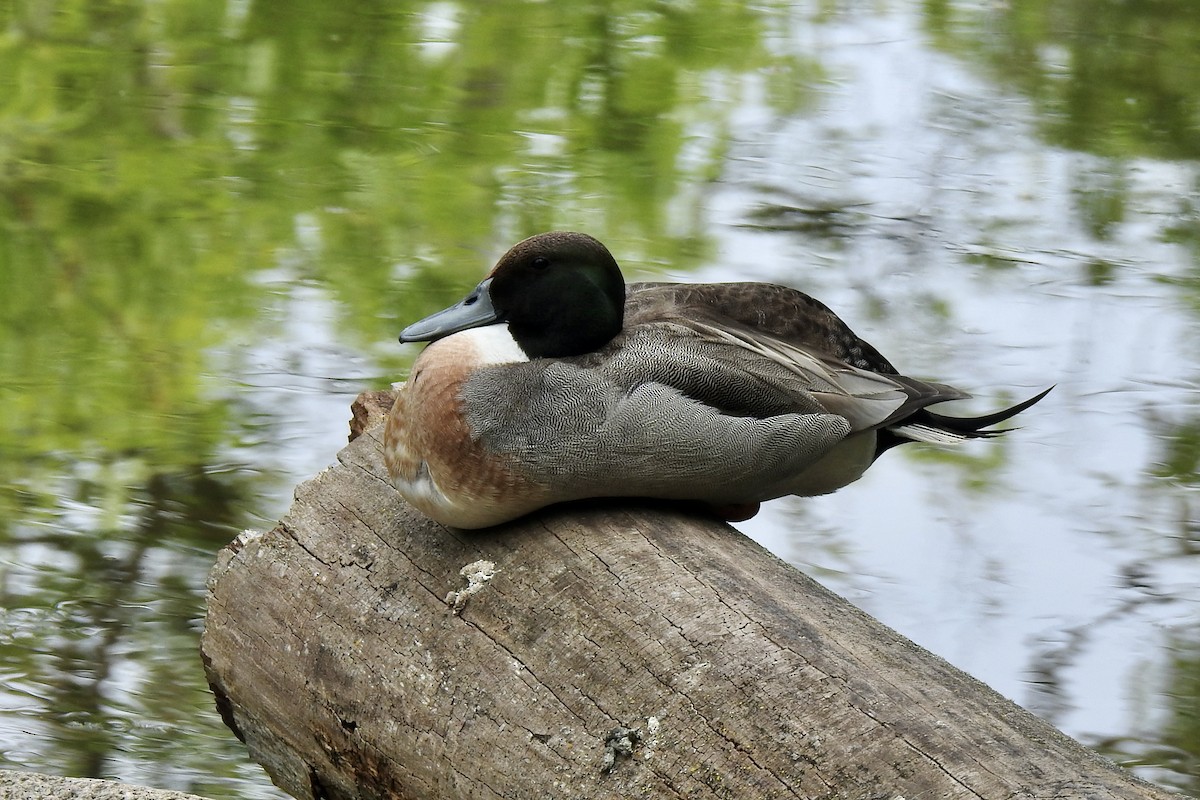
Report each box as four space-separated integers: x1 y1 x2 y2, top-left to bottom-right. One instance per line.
1 1 1198 796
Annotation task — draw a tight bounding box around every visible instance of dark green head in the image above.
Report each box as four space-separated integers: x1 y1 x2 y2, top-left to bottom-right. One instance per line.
400 231 627 358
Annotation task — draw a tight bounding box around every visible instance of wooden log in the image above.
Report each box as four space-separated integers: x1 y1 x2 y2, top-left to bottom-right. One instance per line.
0 770 209 800
202 392 1173 800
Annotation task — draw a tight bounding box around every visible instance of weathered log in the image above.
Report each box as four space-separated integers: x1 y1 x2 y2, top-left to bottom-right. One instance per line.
0 769 209 800
201 392 1173 800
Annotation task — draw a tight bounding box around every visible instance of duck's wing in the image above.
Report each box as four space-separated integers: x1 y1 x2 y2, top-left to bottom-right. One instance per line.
681 319 966 428
581 315 959 437
626 281 900 374
625 282 1016 438
674 319 1057 452
458 357 856 506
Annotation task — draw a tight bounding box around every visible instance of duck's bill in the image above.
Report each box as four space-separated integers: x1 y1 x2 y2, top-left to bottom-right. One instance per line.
399 278 502 343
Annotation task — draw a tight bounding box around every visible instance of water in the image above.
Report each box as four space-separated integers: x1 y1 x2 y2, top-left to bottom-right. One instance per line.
0 0 1197 796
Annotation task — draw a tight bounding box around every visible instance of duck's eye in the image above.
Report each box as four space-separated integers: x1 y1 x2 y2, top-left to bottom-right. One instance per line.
531 256 550 270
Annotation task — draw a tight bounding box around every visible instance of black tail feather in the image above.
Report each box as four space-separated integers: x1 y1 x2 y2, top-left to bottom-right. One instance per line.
875 385 1053 456
923 385 1055 435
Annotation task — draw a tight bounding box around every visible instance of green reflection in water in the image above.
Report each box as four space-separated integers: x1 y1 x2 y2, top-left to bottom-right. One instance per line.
0 0 808 795
925 0 1200 160
924 0 1200 514
1093 637 1200 797
1163 642 1200 797
924 0 1200 315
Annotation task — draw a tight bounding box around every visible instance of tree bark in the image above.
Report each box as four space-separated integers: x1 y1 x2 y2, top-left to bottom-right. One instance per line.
201 391 1173 800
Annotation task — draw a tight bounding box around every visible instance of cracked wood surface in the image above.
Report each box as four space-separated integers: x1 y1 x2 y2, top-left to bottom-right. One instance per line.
201 391 1173 800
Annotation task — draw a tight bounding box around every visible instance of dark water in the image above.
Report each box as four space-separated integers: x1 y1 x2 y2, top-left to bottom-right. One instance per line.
1 1 1197 797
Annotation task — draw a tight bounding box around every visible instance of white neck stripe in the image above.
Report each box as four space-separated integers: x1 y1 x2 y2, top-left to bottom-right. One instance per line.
456 325 528 365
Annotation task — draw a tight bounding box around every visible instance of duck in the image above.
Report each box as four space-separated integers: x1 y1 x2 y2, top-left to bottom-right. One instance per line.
384 231 1050 529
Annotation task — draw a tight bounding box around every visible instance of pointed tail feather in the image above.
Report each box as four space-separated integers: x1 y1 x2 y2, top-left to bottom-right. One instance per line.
882 386 1053 450
924 385 1053 434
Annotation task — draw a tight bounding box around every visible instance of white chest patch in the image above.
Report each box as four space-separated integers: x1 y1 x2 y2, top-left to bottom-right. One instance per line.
452 325 529 366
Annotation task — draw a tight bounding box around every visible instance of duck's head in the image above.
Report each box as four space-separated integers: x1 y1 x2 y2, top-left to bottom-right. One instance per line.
400 231 627 358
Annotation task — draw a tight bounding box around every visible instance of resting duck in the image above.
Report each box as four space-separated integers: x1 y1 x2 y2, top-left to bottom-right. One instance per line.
384 231 1049 529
